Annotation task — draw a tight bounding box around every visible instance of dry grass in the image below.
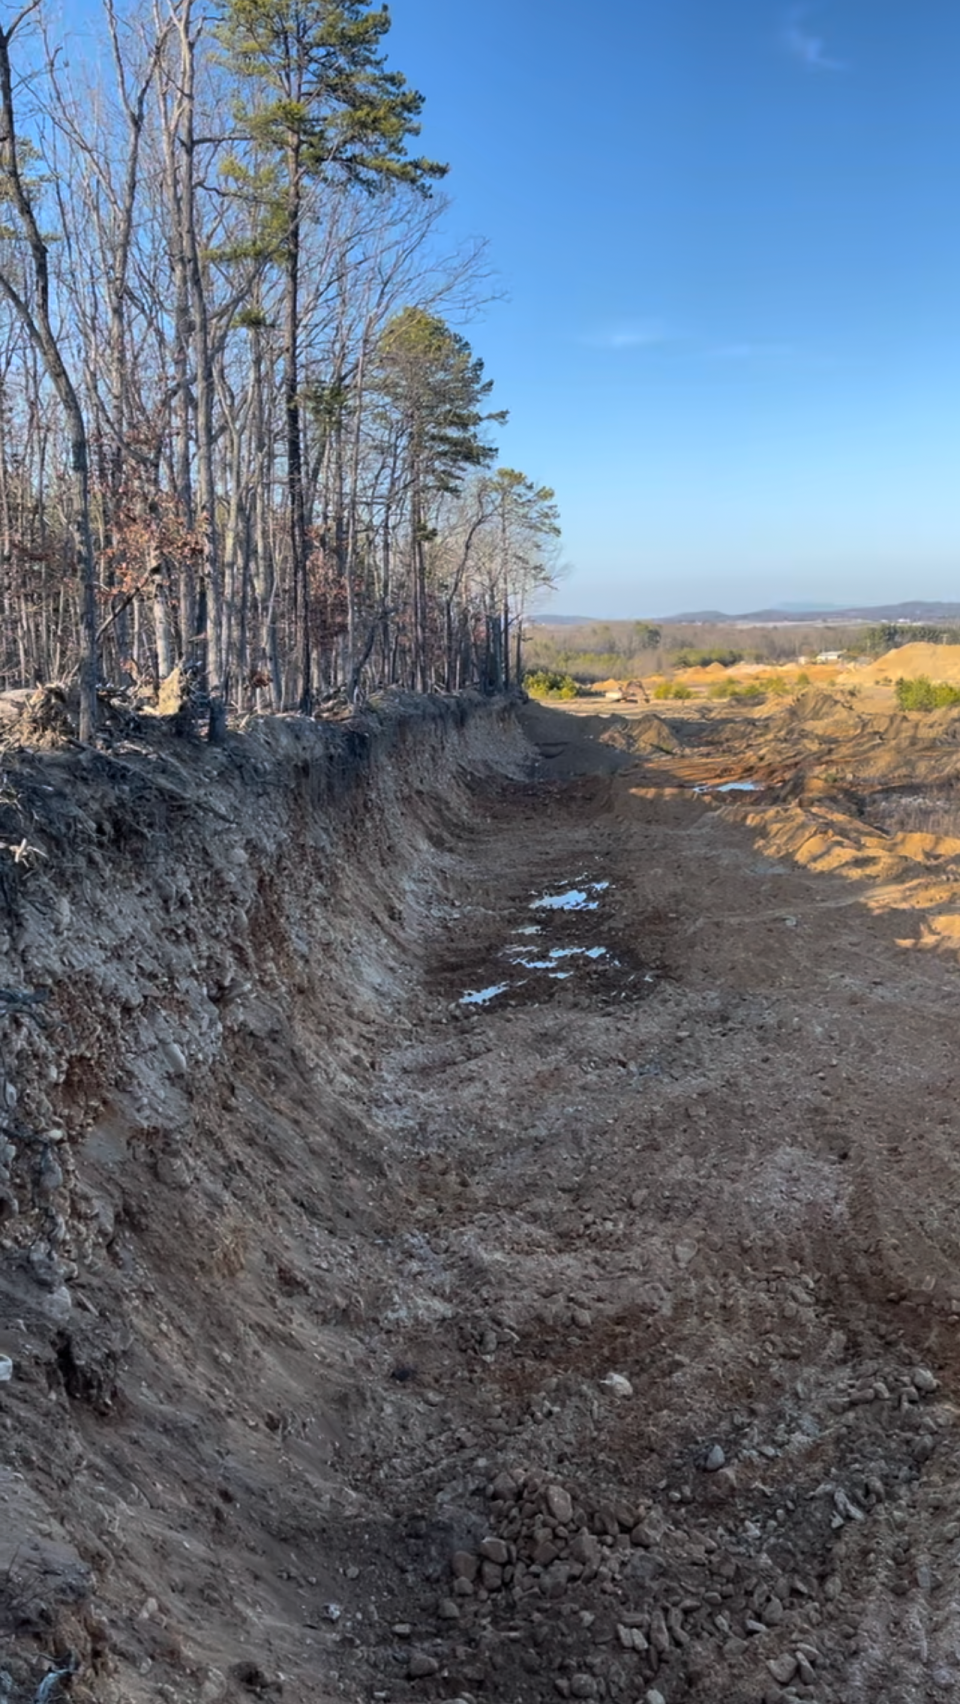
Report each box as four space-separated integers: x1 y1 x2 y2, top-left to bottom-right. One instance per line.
867 788 960 839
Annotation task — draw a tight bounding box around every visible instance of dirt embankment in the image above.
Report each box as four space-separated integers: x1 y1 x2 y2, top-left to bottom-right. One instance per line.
0 696 527 1704
5 689 960 1704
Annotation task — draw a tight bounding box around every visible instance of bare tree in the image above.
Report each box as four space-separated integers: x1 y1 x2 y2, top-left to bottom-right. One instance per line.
0 0 97 735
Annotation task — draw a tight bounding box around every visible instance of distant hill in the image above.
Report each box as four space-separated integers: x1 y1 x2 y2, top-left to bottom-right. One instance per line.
668 610 734 623
777 606 845 620
532 600 960 627
528 613 596 625
666 600 960 625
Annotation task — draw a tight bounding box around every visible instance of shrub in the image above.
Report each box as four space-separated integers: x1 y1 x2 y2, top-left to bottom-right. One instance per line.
653 680 693 700
524 669 580 699
765 674 790 696
796 671 811 686
895 675 960 712
708 678 764 700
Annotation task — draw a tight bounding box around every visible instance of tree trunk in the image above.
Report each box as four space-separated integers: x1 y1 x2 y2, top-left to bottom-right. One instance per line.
284 149 311 713
0 16 97 737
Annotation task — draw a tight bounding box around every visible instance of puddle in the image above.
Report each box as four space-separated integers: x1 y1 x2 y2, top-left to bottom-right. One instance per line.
456 876 637 1009
507 945 611 969
459 983 510 1006
531 881 610 912
694 781 762 795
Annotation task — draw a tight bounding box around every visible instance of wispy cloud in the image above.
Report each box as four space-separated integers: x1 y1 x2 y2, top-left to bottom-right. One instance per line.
710 341 798 362
708 339 837 372
783 4 845 73
580 321 825 370
583 320 673 351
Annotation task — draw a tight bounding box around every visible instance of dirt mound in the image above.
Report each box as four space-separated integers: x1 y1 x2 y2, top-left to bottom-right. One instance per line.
598 710 684 754
519 700 639 775
779 686 864 729
677 660 727 682
857 642 960 683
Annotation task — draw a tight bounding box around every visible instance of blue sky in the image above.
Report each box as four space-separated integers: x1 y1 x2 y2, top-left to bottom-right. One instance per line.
385 1 960 616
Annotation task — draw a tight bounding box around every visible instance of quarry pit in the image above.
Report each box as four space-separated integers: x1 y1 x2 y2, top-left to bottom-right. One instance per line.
4 688 960 1704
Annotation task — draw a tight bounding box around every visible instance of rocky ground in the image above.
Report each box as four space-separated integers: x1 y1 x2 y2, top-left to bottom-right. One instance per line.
4 692 960 1704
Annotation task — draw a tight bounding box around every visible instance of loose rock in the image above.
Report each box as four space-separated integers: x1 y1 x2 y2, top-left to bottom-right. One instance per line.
767 1653 798 1685
569 1677 598 1700
409 1654 440 1679
600 1372 633 1398
546 1484 574 1524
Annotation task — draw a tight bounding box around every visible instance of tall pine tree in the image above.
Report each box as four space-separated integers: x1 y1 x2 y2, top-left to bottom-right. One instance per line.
374 307 505 690
217 0 445 709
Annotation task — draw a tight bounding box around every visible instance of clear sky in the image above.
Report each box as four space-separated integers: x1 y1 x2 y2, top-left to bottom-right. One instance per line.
384 1 960 617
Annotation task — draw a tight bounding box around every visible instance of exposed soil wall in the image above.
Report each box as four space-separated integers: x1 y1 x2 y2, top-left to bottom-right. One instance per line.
6 689 960 1704
0 695 528 1704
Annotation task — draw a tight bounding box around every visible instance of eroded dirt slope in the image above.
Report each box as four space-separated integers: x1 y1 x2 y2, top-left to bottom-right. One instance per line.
3 694 960 1704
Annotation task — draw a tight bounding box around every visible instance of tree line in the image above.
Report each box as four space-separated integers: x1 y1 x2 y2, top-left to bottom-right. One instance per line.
0 0 561 738
524 619 876 682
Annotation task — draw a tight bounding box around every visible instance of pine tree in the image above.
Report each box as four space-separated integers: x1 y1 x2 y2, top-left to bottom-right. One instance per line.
373 307 505 689
217 0 445 709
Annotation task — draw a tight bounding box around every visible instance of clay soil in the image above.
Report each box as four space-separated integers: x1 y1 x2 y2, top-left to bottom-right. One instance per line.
5 692 960 1704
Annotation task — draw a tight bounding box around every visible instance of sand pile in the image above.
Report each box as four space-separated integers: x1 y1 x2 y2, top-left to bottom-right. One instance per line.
852 643 960 685
677 660 728 683
599 710 684 754
774 687 865 734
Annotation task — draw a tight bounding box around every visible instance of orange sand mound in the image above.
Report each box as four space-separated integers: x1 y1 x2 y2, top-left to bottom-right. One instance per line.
850 643 960 685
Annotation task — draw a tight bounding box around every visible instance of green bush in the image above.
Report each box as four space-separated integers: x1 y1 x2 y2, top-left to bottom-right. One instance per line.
707 678 765 700
653 680 693 700
524 669 579 700
796 671 811 686
895 675 960 712
765 674 790 696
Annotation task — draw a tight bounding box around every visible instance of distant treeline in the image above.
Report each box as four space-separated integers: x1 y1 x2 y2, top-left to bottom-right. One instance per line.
848 624 960 654
524 618 960 683
525 619 862 680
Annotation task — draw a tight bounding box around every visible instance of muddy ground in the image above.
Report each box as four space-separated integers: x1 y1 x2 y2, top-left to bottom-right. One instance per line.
4 692 960 1704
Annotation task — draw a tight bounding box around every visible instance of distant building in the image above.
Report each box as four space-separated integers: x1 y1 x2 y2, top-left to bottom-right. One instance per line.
815 650 844 663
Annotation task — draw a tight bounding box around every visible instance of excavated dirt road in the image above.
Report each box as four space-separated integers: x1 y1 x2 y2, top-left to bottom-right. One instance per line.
5 694 960 1704
344 701 960 1704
